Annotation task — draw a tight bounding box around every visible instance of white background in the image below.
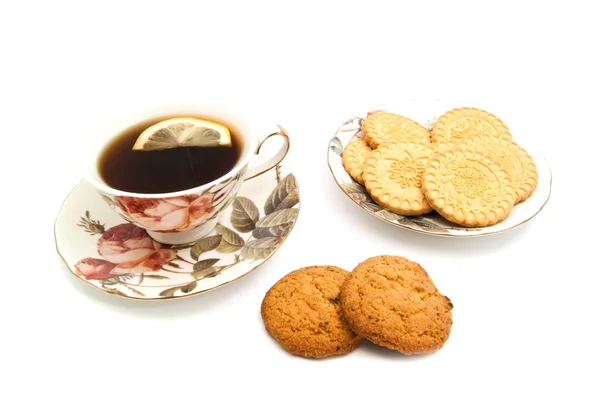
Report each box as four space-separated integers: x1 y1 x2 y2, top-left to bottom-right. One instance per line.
1 1 599 400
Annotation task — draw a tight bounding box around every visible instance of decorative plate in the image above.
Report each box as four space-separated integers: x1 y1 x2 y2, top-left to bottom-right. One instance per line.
327 101 552 237
55 164 299 300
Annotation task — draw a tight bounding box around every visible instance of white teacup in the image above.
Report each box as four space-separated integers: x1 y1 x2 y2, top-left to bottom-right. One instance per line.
83 102 290 245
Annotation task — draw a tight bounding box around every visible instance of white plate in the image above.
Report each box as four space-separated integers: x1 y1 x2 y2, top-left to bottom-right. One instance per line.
327 101 552 237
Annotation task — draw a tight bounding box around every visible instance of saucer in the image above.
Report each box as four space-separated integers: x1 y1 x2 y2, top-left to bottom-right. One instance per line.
327 101 552 237
55 163 300 300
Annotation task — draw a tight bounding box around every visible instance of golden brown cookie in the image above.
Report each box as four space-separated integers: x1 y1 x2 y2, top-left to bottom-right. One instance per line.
452 134 538 203
431 107 512 143
421 148 516 227
363 141 437 216
340 255 453 355
261 265 361 358
362 111 430 148
342 137 372 184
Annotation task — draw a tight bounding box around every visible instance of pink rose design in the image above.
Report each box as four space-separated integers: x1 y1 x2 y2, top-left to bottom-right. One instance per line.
114 194 215 232
74 258 117 280
97 223 177 274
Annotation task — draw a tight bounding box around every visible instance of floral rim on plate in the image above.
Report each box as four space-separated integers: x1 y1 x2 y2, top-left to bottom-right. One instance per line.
55 164 299 300
327 102 552 237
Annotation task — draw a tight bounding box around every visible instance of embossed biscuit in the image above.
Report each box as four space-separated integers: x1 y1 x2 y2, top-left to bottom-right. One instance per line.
421 148 517 227
340 255 453 355
362 111 430 148
363 142 442 216
431 107 512 143
342 137 372 185
261 265 361 359
452 134 538 203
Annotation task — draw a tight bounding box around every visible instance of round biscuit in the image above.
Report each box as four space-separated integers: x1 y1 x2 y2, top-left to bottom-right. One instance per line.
363 141 437 216
362 111 430 148
431 107 512 143
451 134 538 203
261 265 361 358
340 255 453 355
342 137 372 185
421 148 517 227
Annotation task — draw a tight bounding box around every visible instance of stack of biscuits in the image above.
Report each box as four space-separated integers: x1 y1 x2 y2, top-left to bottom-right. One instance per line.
260 256 453 359
342 107 539 227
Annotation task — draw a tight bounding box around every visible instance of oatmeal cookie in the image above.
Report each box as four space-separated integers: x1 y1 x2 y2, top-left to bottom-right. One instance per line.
340 255 453 355
261 265 360 358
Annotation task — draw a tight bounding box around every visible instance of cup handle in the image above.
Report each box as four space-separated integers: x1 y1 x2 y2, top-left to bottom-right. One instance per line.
245 124 290 180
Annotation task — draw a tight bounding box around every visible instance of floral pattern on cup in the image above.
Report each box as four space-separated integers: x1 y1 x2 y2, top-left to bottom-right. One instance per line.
67 170 300 299
99 168 246 234
114 194 216 232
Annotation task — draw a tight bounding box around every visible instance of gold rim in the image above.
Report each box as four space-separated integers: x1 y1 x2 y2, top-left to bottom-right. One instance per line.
326 110 553 238
54 163 300 301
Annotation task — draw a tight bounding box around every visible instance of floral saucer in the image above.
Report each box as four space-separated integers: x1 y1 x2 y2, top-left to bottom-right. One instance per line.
327 101 552 237
55 164 299 300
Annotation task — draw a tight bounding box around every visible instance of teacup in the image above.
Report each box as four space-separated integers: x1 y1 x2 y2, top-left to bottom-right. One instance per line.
83 102 290 245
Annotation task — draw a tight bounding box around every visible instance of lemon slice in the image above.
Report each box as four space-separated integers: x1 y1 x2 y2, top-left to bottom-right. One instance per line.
132 117 232 151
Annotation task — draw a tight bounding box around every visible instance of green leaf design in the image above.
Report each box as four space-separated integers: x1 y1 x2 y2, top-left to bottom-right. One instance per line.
230 197 260 232
213 191 227 201
240 237 283 259
407 217 441 230
167 262 183 268
159 287 181 297
330 137 343 156
191 259 221 280
101 278 119 286
77 211 106 235
126 286 146 297
193 258 219 272
190 235 222 260
100 193 119 209
342 182 368 195
180 281 198 294
252 208 299 238
348 192 367 202
274 190 299 212
215 224 245 253
264 174 299 215
376 209 403 221
143 274 170 280
359 200 382 213
105 288 129 297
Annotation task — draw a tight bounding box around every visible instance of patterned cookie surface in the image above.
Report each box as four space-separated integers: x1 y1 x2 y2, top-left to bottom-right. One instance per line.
342 137 372 184
340 255 453 355
362 111 430 148
452 134 538 203
363 142 439 215
261 265 360 359
421 148 516 227
431 107 511 143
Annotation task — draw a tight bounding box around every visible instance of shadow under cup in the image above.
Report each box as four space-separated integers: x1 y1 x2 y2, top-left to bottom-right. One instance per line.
83 105 289 246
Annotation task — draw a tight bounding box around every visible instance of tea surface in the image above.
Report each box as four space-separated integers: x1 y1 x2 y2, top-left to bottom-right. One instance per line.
99 116 241 193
